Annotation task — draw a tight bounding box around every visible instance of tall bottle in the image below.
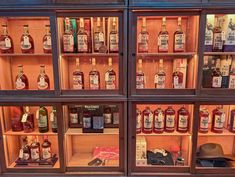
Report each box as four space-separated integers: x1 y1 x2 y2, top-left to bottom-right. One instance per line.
205 18 214 52
50 107 57 133
211 58 222 88
213 16 224 52
154 59 166 89
30 136 40 160
158 17 169 53
63 18 74 53
89 58 100 90
177 106 189 133
224 18 235 52
105 57 116 90
136 108 142 134
153 108 165 134
0 25 13 53
69 107 79 127
229 57 235 88
15 65 29 90
202 57 212 88
37 106 49 133
22 106 34 133
136 59 145 89
229 109 235 133
174 17 185 52
94 17 104 53
211 106 225 133
172 65 184 89
77 18 88 53
109 17 119 53
138 17 149 53
42 136 52 159
20 25 34 53
72 58 84 90
20 137 30 160
165 106 175 133
142 107 153 134
221 55 232 88
199 108 210 133
37 65 50 90
103 106 112 125
43 25 52 54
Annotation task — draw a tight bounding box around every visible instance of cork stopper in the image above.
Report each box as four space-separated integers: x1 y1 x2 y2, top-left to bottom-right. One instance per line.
178 17 182 25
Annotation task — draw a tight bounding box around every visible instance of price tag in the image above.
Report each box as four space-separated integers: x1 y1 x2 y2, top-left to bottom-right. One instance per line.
105 72 109 82
23 36 30 46
46 36 52 46
50 112 54 122
21 113 28 123
5 38 11 48
19 149 23 159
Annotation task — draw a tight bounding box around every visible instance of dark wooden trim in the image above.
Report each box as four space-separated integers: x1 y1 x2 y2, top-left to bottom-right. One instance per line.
135 89 196 95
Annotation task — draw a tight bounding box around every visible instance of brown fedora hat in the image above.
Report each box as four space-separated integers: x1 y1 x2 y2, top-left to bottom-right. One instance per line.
197 143 235 161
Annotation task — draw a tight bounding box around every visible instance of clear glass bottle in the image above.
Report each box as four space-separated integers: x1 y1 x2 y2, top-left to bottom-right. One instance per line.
43 25 52 53
174 17 185 52
72 58 84 90
154 59 166 89
136 59 145 89
0 24 14 53
20 25 34 53
94 17 104 53
109 17 119 53
15 65 29 90
105 57 116 90
158 17 169 53
211 58 222 88
138 17 149 53
77 18 88 53
62 18 74 53
37 65 50 90
37 106 49 133
89 58 100 90
213 16 224 52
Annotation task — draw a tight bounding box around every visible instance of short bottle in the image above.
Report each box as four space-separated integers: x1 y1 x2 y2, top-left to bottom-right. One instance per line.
202 57 212 88
199 108 210 133
15 65 29 90
154 59 166 89
42 136 52 159
153 108 165 134
138 17 149 53
77 18 88 53
204 18 214 52
172 65 184 89
136 108 142 134
20 25 34 53
229 57 235 89
158 17 169 53
37 65 50 90
229 109 235 133
72 58 84 90
105 57 116 90
69 107 79 127
22 106 34 133
211 58 222 88
174 17 185 52
0 24 14 53
136 59 145 89
30 136 40 161
165 106 175 133
109 17 119 53
43 25 52 53
94 17 105 53
62 18 74 53
89 58 100 90
11 106 23 132
211 106 225 133
37 106 49 133
213 16 224 52
103 106 112 125
21 137 31 160
50 106 57 133
177 106 189 133
142 106 153 134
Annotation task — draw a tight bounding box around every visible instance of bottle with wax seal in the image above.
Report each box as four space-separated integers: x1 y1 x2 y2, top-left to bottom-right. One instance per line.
153 107 165 133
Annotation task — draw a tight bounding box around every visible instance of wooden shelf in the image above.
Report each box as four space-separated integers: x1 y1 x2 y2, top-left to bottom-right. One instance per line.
204 52 235 56
198 129 235 136
137 52 196 58
66 128 119 135
137 131 191 136
60 53 119 57
0 53 52 57
4 129 58 136
67 152 119 167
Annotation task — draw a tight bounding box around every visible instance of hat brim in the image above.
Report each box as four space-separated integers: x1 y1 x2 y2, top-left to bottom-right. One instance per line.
197 155 235 161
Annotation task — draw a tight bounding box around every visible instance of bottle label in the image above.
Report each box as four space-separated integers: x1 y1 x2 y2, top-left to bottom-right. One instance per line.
214 114 225 129
23 152 30 160
109 33 119 52
63 34 74 52
136 75 145 89
158 34 169 52
154 112 164 129
225 29 235 45
105 72 116 90
200 116 209 130
21 36 32 50
83 117 91 128
212 76 222 88
138 33 148 52
213 33 223 50
94 32 104 51
31 148 40 160
77 34 88 52
174 33 185 51
50 112 57 128
221 64 230 76
21 113 28 123
154 75 166 89
15 78 26 90
42 147 51 159
173 76 183 89
166 115 175 128
136 113 142 130
90 74 99 89
205 29 213 45
104 113 112 124
70 113 78 124
38 77 49 90
229 75 235 88
38 115 48 128
144 113 153 129
178 115 188 130
73 75 83 89
43 36 52 50
113 112 119 125
19 149 24 159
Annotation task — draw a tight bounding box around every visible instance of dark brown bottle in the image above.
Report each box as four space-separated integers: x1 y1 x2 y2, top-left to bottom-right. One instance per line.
138 17 149 53
136 108 142 134
174 17 185 52
94 17 105 53
202 57 212 88
43 25 52 54
37 106 49 133
11 106 23 132
42 136 52 159
50 107 57 133
20 25 34 54
105 57 116 90
229 109 235 133
0 25 14 53
69 107 79 127
172 66 184 89
165 106 175 133
63 18 74 53
199 108 210 133
109 17 119 53
142 106 153 134
21 137 30 160
15 65 29 90
103 106 112 125
205 18 214 52
77 18 88 53
37 65 50 90
22 106 34 133
30 136 40 160
136 59 145 89
72 58 84 90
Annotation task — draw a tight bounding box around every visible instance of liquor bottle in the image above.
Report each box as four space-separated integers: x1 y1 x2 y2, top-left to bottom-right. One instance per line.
112 106 119 125
229 109 235 133
205 19 214 52
211 58 222 88
154 59 166 89
136 108 142 134
109 17 119 53
221 55 232 88
22 106 34 133
20 137 30 160
37 106 49 133
158 17 169 53
30 136 40 161
94 17 105 53
20 25 34 53
172 65 184 89
136 59 145 89
165 106 175 133
11 106 23 132
42 136 52 159
229 57 235 88
199 108 210 133
50 107 57 133
138 17 149 53
174 17 185 52
177 106 189 133
89 58 100 90
224 18 235 52
72 58 84 90
42 25 52 54
212 106 225 133
142 106 153 134
63 18 74 53
105 57 116 90
0 25 13 53
82 109 92 131
213 16 224 52
37 65 50 90
15 65 29 90
69 107 79 127
103 106 112 125
153 108 165 134
77 18 88 53
202 57 212 88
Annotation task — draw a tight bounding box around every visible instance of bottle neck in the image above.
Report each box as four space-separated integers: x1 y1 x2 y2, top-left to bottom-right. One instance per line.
18 67 23 74
2 27 8 35
65 25 71 34
23 27 29 35
76 63 80 71
40 68 45 75
46 28 51 36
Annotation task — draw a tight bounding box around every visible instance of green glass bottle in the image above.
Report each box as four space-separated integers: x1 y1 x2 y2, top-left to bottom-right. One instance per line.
38 106 49 133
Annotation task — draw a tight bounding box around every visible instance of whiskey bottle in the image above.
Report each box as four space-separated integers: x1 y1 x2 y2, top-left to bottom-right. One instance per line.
158 17 169 53
229 109 235 133
0 25 13 53
20 25 34 53
15 65 29 90
22 106 34 133
174 17 185 52
221 55 232 88
199 108 210 133
136 59 145 89
202 57 212 88
42 136 52 159
72 58 84 90
165 106 175 133
50 107 57 133
103 106 112 125
154 59 166 89
69 107 79 127
63 18 74 53
42 25 52 53
109 17 119 53
213 17 224 52
105 57 116 90
136 108 142 134
37 106 49 133
112 106 119 125
89 58 100 90
11 106 23 132
30 136 40 160
20 137 30 160
172 65 184 89
94 17 105 53
224 18 235 52
77 18 88 53
229 57 235 88
142 106 153 134
153 108 165 134
37 65 50 90
177 106 189 133
211 106 225 133
138 17 149 53
211 58 222 88
82 109 92 131
205 19 214 52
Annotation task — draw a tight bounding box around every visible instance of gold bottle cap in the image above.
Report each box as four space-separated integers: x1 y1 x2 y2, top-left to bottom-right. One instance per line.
25 106 30 113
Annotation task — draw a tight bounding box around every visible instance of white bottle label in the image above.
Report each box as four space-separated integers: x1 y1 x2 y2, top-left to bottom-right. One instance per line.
213 33 223 50
136 75 145 89
229 75 235 88
38 77 48 90
113 112 119 125
83 117 91 128
77 34 88 52
200 116 209 129
15 78 26 90
214 114 225 129
73 75 83 89
154 112 164 129
104 113 112 124
136 114 142 129
178 115 188 129
31 148 40 160
70 113 78 124
154 75 165 89
166 115 175 128
5 37 11 48
225 29 235 45
42 147 51 159
144 113 153 129
158 34 169 52
21 113 28 123
63 34 74 52
23 152 30 160
105 72 116 90
205 29 213 45
138 33 148 52
174 33 185 51
43 36 52 50
212 76 222 88
90 74 99 89
109 33 119 51
221 64 230 76
38 115 48 128
173 76 183 89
